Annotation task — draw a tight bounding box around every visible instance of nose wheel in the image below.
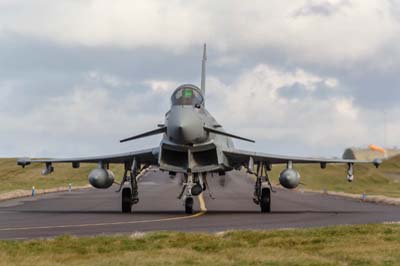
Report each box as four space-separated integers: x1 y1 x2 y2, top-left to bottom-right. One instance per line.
185 197 194 214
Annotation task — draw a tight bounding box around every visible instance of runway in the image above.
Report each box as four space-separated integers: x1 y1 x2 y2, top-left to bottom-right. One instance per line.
0 170 400 240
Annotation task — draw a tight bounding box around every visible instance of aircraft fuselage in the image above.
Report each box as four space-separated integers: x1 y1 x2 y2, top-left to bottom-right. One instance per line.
158 84 234 174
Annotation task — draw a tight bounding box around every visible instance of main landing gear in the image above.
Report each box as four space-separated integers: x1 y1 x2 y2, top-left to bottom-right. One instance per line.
253 176 271 213
249 160 274 213
260 187 271 213
122 187 133 213
118 159 140 213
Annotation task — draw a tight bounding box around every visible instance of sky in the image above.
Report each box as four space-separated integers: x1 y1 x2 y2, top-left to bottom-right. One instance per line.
0 0 399 158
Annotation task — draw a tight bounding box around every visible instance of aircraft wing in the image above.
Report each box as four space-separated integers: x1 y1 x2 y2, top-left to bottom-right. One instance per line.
17 147 159 168
223 148 381 167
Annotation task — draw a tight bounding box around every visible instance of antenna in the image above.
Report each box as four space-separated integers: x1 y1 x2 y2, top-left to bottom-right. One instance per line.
201 43 207 96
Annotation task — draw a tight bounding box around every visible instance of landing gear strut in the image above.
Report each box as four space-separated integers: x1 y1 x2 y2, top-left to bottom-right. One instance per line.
120 158 140 213
249 160 273 213
253 176 272 213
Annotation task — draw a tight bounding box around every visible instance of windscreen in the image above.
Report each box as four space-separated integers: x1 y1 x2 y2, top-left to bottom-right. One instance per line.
171 86 203 106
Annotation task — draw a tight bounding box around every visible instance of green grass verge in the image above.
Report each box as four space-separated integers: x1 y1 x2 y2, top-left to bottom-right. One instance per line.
268 155 400 197
0 159 124 194
0 155 399 197
0 224 399 266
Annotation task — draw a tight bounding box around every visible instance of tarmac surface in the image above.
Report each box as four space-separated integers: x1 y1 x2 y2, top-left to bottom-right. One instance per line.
1 170 400 240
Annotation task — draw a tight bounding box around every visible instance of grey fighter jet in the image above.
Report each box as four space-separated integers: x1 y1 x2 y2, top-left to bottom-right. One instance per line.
17 44 382 214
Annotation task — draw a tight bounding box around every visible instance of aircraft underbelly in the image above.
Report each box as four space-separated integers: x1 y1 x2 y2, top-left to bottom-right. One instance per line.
158 142 229 173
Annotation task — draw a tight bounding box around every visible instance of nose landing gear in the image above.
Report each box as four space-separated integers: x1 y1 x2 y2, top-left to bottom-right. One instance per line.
185 197 194 214
178 172 208 214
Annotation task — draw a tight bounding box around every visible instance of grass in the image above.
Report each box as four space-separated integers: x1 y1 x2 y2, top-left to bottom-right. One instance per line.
0 224 399 266
0 160 399 265
268 155 400 197
0 155 399 197
0 158 124 194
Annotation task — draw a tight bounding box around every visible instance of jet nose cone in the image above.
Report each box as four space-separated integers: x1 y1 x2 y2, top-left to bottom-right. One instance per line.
167 106 206 144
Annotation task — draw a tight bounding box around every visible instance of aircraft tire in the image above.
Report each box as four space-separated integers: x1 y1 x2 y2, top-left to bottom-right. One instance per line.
260 188 271 213
185 197 194 214
122 187 132 213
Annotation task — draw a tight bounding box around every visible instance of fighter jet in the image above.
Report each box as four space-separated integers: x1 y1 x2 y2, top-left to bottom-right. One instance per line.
17 44 382 214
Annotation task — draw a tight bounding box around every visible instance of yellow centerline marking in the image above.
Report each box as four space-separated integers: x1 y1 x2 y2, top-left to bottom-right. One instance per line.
198 193 207 212
0 194 208 232
0 212 205 232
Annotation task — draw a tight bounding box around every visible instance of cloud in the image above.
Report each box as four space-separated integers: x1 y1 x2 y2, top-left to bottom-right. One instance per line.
144 80 179 93
293 0 351 17
0 64 398 158
0 71 169 157
206 64 398 154
85 71 131 88
0 1 399 158
0 0 399 69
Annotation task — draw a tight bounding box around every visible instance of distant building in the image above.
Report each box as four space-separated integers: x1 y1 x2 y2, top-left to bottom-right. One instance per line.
342 147 400 160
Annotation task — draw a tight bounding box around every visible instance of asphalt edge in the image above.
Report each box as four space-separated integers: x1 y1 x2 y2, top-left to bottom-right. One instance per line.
0 168 150 202
301 188 400 206
0 185 92 202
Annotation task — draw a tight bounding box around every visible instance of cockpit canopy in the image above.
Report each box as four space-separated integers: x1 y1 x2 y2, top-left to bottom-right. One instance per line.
171 84 204 106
